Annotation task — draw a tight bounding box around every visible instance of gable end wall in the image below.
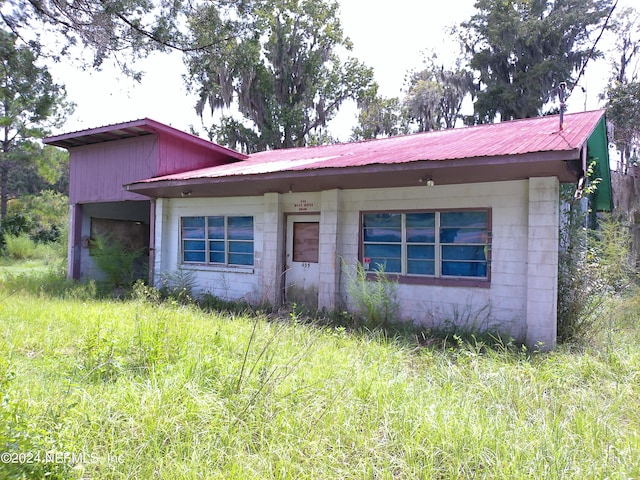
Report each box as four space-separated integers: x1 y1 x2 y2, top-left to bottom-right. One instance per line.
69 136 158 203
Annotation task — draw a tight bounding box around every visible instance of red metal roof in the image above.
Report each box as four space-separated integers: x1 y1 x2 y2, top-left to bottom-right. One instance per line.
138 109 604 183
44 118 248 161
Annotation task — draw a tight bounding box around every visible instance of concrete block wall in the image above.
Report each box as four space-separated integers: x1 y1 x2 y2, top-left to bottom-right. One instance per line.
261 193 284 306
154 178 561 346
156 196 268 304
336 180 533 341
525 177 560 350
318 189 342 311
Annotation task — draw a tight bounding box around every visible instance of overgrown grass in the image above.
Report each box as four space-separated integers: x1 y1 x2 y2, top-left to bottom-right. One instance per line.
1 265 639 479
2 234 62 263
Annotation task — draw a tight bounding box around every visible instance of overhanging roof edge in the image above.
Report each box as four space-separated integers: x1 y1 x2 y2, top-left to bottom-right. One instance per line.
125 149 582 195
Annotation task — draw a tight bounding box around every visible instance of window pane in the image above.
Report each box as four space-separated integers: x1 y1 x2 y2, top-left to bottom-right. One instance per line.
363 227 402 242
364 243 401 273
369 257 401 273
407 260 435 275
406 212 435 227
407 244 435 260
442 245 487 261
442 261 487 277
207 216 224 239
228 216 254 240
363 213 401 228
407 227 435 243
184 240 205 251
182 216 205 228
440 211 487 227
364 243 401 259
229 241 253 254
363 213 402 242
407 213 436 243
183 228 205 240
209 240 224 252
184 251 205 262
229 253 254 266
440 227 488 244
209 251 225 263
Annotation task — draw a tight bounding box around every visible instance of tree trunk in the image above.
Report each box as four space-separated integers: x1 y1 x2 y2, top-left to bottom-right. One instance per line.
0 160 8 219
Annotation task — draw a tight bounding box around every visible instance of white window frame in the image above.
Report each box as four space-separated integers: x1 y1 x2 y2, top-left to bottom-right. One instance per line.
181 215 254 267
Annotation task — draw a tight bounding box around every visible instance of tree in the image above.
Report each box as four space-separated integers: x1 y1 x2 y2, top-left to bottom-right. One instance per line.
606 81 640 174
459 0 615 122
0 0 200 77
608 6 640 85
603 6 640 174
403 56 475 132
403 73 444 132
6 141 69 198
350 92 407 141
0 31 72 218
185 0 376 152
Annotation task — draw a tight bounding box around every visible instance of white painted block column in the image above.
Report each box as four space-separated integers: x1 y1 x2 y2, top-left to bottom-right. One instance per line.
318 189 342 311
152 198 166 288
262 192 284 307
525 177 559 350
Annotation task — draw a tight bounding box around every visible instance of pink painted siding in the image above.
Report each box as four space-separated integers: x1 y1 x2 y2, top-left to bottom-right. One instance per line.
65 123 243 203
69 136 158 203
156 135 237 177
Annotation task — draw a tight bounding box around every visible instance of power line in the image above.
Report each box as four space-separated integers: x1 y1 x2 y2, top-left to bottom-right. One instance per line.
565 0 618 105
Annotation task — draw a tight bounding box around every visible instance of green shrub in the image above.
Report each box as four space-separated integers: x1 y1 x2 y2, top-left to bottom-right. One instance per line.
0 212 33 238
6 191 68 243
4 234 37 260
91 233 147 288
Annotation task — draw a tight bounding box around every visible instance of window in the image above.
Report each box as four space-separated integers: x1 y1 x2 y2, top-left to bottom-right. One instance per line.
362 210 489 280
181 216 254 266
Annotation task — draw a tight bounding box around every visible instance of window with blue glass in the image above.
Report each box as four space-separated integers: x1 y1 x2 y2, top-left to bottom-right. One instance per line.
362 210 489 279
181 216 254 266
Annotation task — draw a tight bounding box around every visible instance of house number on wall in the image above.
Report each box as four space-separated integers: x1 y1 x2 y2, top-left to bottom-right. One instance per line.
301 262 311 269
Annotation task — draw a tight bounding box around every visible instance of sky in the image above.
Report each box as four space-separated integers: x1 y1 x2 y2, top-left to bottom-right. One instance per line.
46 0 632 142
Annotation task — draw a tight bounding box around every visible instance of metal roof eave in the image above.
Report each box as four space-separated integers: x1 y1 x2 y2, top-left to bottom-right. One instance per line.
44 118 249 161
125 149 584 199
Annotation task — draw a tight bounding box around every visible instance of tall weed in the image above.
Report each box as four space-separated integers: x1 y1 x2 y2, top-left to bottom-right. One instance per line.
343 260 399 329
0 362 68 479
158 264 196 303
558 186 636 343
